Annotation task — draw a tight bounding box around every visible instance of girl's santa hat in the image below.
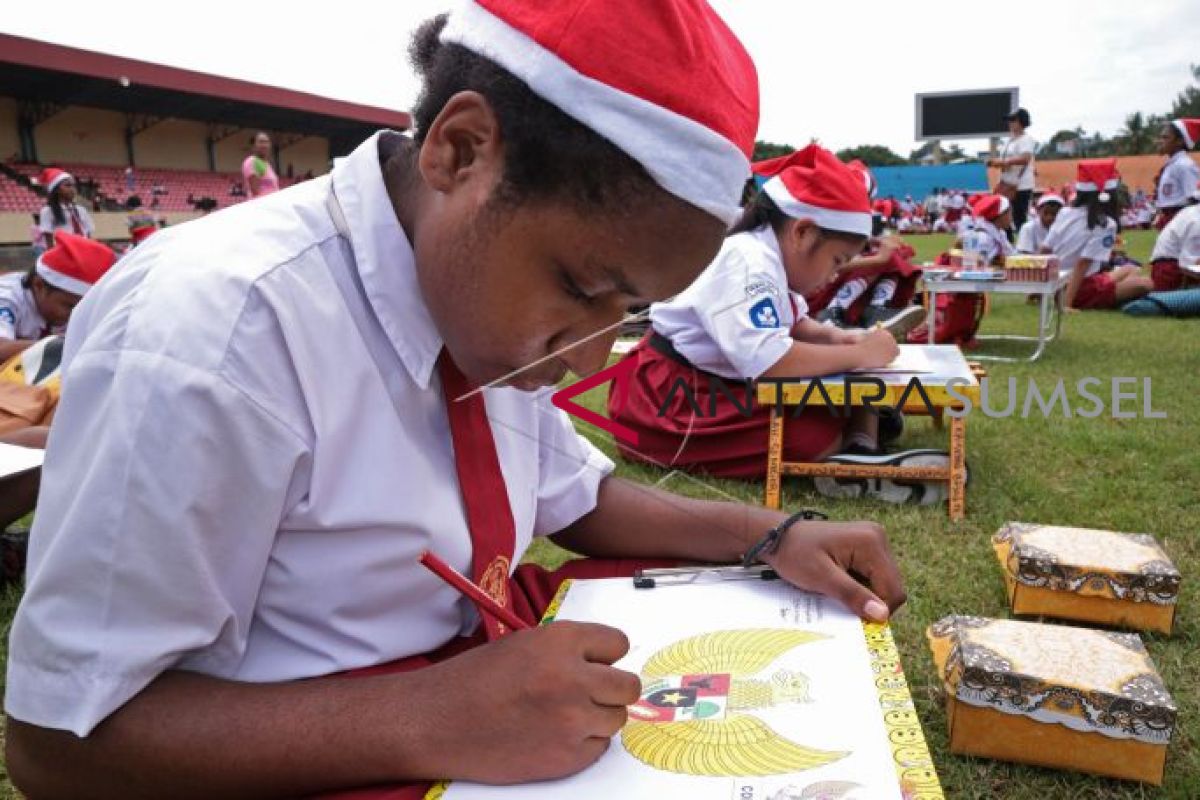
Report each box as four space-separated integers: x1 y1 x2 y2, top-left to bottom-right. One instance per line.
39 168 74 194
971 194 1010 221
440 0 758 225
1036 192 1065 208
36 232 117 295
1075 159 1120 193
845 159 878 200
1171 118 1200 150
753 144 872 236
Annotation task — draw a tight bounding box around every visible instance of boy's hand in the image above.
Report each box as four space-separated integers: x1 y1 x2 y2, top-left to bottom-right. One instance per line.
855 328 900 368
762 520 906 623
411 621 639 784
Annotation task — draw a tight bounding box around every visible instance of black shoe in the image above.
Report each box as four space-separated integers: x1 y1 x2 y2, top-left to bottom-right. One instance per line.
877 407 905 445
817 307 850 328
861 305 925 338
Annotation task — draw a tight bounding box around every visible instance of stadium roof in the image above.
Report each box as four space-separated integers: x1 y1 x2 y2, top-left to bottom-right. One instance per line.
0 33 412 144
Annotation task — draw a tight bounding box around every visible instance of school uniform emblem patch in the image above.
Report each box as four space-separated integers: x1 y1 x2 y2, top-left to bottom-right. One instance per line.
749 298 780 328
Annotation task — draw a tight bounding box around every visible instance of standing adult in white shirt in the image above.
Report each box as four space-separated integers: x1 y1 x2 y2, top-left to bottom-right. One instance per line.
988 108 1037 232
4 4 906 799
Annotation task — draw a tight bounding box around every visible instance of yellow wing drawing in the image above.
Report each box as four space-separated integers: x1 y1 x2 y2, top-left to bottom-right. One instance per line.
623 628 847 777
641 628 828 678
623 715 846 777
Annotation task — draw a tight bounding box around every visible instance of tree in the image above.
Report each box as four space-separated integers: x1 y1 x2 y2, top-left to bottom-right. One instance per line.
1169 64 1200 119
752 140 796 162
942 144 969 161
1117 112 1155 155
834 144 906 167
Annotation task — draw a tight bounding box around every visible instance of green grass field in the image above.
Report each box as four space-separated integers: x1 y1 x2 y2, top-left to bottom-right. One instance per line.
1 231 1195 798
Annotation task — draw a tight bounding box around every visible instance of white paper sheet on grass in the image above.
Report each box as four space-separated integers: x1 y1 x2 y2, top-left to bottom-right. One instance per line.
443 579 904 800
0 442 43 480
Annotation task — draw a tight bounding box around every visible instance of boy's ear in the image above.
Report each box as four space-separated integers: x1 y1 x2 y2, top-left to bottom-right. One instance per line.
417 91 505 195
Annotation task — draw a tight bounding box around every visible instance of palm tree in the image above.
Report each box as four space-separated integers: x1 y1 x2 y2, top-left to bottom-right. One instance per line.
1118 112 1154 155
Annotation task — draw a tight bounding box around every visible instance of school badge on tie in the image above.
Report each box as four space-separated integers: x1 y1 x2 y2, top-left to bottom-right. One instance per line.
477 555 512 633
622 629 847 776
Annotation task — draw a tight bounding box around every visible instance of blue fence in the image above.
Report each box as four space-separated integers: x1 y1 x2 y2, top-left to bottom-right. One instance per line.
872 163 989 201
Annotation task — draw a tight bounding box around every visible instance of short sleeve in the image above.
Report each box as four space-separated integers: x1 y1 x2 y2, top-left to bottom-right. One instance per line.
37 207 54 233
530 392 614 537
241 156 256 179
0 303 17 340
1081 223 1117 263
1177 216 1200 266
5 350 308 736
1043 215 1066 253
681 254 793 380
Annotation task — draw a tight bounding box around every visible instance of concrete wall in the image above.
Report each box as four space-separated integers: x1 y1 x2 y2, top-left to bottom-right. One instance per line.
135 119 209 170
987 153 1200 194
277 136 330 177
36 107 127 166
0 211 202 245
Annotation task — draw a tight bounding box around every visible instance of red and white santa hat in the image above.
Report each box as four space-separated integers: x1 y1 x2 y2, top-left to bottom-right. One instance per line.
845 159 878 200
1036 192 1065 208
753 144 872 236
971 194 1010 221
439 0 758 225
1171 118 1200 149
1075 159 1120 192
39 168 74 194
36 232 117 295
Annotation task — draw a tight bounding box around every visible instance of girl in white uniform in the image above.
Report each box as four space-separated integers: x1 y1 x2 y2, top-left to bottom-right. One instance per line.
1154 118 1200 230
0 231 115 362
611 145 950 503
1149 189 1200 290
962 194 1015 265
1016 193 1064 254
36 168 94 250
1044 160 1153 310
4 5 906 799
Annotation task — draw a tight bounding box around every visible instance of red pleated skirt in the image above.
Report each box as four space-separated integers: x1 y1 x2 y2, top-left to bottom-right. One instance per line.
605 336 842 479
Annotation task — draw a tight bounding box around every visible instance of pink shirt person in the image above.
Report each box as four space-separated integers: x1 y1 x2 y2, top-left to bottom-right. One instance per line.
241 132 280 198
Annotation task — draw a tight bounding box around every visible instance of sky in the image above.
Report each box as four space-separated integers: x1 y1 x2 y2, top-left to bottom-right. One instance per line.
3 0 1198 157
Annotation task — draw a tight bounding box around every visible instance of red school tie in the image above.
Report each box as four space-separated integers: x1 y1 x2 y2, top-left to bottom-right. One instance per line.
68 205 84 235
436 350 517 641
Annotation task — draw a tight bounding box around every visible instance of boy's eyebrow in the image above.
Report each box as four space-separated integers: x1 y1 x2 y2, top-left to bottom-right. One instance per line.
589 259 643 298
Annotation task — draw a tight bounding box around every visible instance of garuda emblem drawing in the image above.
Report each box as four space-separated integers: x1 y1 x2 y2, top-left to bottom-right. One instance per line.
623 629 848 776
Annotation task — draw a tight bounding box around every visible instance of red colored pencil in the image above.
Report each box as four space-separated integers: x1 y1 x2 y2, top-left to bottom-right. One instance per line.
419 550 530 632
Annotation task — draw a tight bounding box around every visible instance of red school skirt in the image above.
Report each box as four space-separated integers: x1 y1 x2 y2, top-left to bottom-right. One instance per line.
605 334 843 479
1073 272 1118 309
316 557 676 800
1150 258 1184 292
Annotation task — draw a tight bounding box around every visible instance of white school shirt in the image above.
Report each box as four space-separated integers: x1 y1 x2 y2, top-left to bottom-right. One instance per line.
1000 134 1037 191
1153 203 1200 264
6 131 613 737
1156 151 1200 211
649 226 805 381
1016 217 1050 254
1043 206 1117 277
966 218 1014 265
0 272 50 340
38 202 94 239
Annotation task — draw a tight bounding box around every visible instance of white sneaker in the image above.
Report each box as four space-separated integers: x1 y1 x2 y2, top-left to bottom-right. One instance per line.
813 449 963 506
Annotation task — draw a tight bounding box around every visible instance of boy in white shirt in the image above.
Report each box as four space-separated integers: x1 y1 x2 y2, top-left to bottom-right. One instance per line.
1015 193 1064 254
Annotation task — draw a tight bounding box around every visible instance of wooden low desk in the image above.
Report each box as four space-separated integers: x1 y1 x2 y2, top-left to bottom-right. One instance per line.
757 345 981 521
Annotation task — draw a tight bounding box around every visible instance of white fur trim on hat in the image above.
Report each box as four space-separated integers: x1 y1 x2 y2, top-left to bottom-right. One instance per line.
1173 119 1195 149
439 2 750 225
762 178 872 237
1075 178 1120 191
35 257 92 295
46 171 74 193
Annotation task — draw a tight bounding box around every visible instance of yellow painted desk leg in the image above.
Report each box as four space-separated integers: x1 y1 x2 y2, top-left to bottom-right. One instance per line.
765 403 784 510
948 415 967 520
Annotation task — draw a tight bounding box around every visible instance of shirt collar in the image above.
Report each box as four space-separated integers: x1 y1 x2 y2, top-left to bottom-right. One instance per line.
331 131 443 389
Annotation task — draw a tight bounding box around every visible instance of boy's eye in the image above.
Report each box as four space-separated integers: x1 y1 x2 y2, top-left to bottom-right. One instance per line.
560 271 597 306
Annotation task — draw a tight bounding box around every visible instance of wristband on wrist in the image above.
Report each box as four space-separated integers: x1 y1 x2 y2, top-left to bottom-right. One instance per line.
741 508 828 567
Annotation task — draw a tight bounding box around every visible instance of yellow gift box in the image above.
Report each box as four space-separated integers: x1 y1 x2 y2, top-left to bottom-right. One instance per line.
992 522 1180 635
1001 254 1059 281
927 616 1176 784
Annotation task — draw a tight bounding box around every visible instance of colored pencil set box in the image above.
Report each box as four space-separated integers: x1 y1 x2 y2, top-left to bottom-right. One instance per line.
927 522 1181 784
1001 254 1059 282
